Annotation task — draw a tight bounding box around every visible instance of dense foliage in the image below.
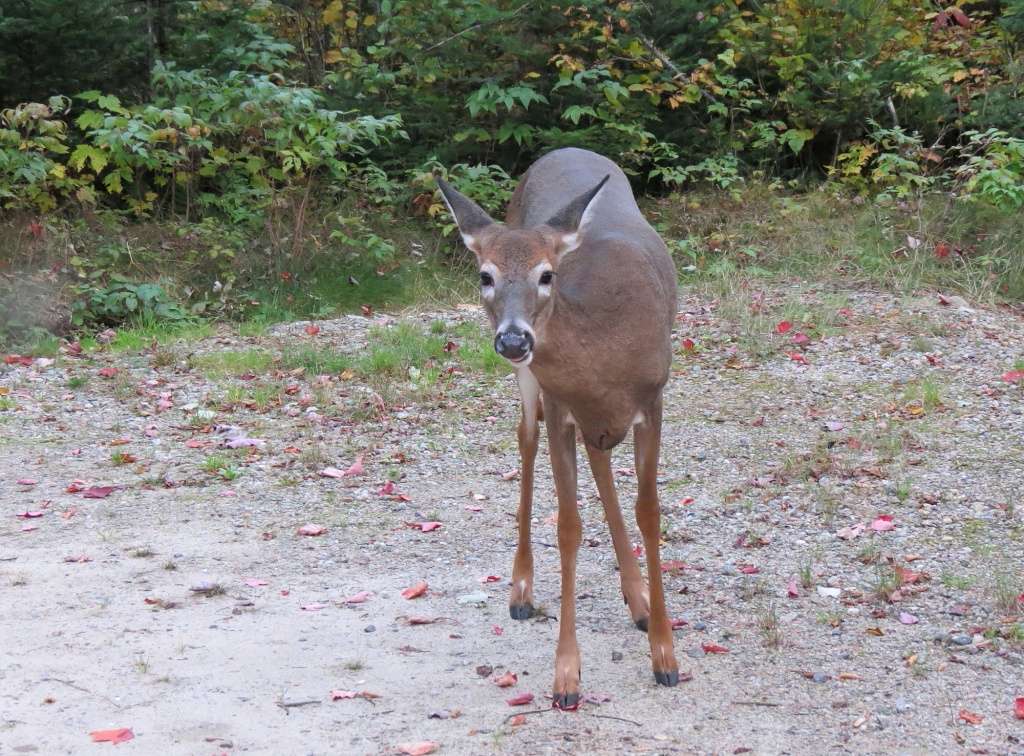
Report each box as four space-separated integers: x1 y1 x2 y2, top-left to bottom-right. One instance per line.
2 0 1024 343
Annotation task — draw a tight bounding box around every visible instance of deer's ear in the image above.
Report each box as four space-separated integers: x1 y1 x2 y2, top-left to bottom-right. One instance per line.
545 174 609 257
436 177 495 255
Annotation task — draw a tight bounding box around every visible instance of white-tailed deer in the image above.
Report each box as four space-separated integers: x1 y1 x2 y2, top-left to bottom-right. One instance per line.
437 148 679 708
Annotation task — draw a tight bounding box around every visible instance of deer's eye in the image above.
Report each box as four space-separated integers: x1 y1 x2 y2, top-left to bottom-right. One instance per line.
480 271 495 287
539 271 554 285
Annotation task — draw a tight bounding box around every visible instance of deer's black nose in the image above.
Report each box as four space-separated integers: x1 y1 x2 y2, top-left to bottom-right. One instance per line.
494 328 534 361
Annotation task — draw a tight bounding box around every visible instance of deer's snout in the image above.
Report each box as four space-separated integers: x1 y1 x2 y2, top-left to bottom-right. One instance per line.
494 326 534 362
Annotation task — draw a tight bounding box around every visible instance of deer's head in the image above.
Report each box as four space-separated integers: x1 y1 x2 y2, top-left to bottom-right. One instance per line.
436 175 608 366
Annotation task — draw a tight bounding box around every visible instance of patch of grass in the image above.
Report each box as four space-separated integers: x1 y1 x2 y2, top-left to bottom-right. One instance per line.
895 479 912 503
901 375 944 411
163 561 178 571
201 454 241 479
105 319 213 353
279 346 351 376
759 602 783 648
192 349 274 378
357 322 445 377
940 572 974 590
111 451 135 466
871 564 901 602
799 563 815 590
0 396 15 411
130 547 155 558
857 543 881 564
66 375 88 389
992 572 1023 614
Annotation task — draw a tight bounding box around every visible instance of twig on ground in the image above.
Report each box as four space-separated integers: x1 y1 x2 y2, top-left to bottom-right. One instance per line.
503 707 554 725
586 712 642 726
276 699 322 713
732 700 782 707
41 677 123 709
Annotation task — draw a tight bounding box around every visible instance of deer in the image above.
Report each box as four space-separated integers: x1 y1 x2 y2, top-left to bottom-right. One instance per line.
436 147 680 709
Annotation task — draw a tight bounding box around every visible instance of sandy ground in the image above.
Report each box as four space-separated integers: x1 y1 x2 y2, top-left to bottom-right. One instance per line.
2 282 1023 755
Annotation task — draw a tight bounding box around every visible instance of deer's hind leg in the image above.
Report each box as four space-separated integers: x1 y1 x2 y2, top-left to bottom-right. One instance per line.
585 444 650 631
510 369 541 620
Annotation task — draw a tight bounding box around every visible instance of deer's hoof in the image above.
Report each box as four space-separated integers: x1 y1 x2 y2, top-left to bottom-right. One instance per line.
509 603 535 620
552 692 580 711
654 669 679 687
634 616 649 633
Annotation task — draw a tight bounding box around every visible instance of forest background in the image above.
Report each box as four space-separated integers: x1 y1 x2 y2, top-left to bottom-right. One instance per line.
2 0 1023 348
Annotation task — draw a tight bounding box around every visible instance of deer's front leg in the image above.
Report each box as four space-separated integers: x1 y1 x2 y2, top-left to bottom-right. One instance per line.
547 405 581 709
510 370 541 620
634 398 680 687
510 407 539 619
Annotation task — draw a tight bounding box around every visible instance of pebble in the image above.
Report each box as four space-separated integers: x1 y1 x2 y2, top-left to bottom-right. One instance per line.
364 624 376 633
720 565 738 576
811 671 829 683
686 647 705 659
950 633 972 646
693 621 707 632
611 651 623 662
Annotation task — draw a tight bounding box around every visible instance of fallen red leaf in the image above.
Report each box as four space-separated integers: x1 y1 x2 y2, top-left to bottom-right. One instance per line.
775 321 793 334
89 728 134 744
4 354 34 366
702 643 729 654
934 242 952 259
681 338 695 352
670 618 688 629
378 480 396 495
958 708 983 725
493 671 518 687
402 581 428 600
786 351 808 365
787 578 800 598
1015 697 1024 720
1001 370 1024 383
661 560 687 572
509 714 526 726
342 591 371 604
16 478 37 486
418 521 441 532
492 624 504 636
97 367 119 378
792 332 811 346
304 324 320 336
870 515 895 532
297 524 326 536
330 690 357 700
479 575 501 583
443 340 459 353
82 486 116 499
738 564 759 574
15 511 45 519
360 304 374 317
397 742 438 756
507 692 534 706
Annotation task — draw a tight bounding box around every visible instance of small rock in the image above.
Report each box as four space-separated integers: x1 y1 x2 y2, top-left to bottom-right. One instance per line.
720 565 738 576
811 671 829 683
611 651 623 662
686 647 705 659
364 624 376 633
693 621 707 632
475 665 493 677
457 591 488 605
950 633 972 646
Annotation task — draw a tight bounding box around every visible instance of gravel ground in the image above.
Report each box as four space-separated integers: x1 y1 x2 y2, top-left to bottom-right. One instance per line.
1 282 1023 755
